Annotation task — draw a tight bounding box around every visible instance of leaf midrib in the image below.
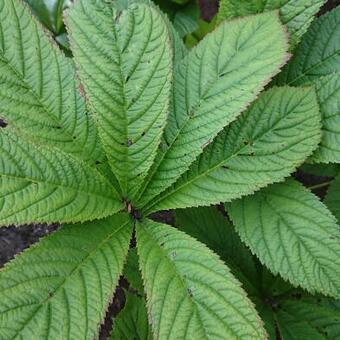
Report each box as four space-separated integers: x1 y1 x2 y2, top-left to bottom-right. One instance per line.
0 172 118 201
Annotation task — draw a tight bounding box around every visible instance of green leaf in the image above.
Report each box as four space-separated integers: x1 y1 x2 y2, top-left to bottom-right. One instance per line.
110 292 151 340
0 0 102 163
176 207 260 296
311 74 340 163
172 1 199 38
275 309 327 340
136 218 266 339
147 86 321 212
123 248 144 295
276 298 340 339
137 11 289 207
25 0 66 34
228 178 340 298
217 0 326 49
325 175 340 223
0 214 133 339
67 1 172 197
276 6 340 85
0 130 122 226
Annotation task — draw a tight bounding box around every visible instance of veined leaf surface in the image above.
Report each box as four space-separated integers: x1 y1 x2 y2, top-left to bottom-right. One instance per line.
0 214 132 340
276 6 340 85
228 179 340 298
217 0 326 48
311 74 340 163
67 0 172 197
0 130 122 226
0 0 103 163
276 8 340 163
176 207 260 296
137 11 289 207
147 86 320 212
136 219 266 339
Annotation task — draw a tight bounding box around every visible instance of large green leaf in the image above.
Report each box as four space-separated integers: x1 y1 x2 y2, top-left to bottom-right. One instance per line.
0 130 122 226
146 86 321 212
228 178 340 298
136 219 266 339
276 6 340 85
217 0 326 49
110 292 151 340
67 1 172 197
325 175 340 223
0 0 102 163
136 11 289 207
0 214 133 339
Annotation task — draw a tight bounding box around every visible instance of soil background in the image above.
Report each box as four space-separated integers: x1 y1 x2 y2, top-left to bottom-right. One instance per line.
0 0 339 339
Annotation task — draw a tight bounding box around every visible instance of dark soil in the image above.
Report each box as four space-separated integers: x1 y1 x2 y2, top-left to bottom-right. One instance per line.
0 0 338 338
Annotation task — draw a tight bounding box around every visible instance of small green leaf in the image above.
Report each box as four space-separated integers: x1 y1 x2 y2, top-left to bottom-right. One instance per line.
136 218 266 339
67 0 172 197
173 1 199 38
147 86 320 212
123 249 144 295
25 0 66 34
0 130 122 226
228 178 340 298
0 214 133 339
110 292 151 340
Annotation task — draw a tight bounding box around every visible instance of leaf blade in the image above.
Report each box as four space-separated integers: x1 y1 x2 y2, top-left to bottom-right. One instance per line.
0 130 122 225
136 218 266 339
228 178 340 298
110 292 151 340
0 0 102 163
67 0 172 197
0 213 133 340
311 73 340 163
